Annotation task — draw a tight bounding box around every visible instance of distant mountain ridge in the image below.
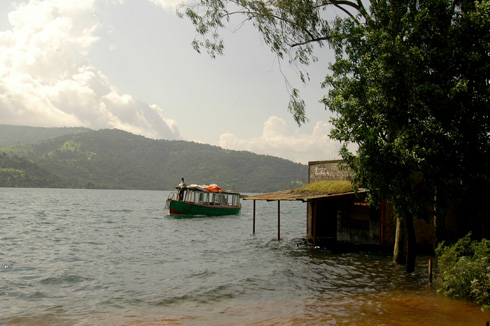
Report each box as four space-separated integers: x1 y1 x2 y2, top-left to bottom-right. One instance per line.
0 124 89 146
0 125 307 192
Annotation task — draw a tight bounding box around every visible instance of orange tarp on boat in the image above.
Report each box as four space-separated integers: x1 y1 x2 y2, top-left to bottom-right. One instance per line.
204 184 222 192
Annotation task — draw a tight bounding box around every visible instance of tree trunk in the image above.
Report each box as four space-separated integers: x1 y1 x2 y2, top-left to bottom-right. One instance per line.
405 215 416 273
393 217 406 264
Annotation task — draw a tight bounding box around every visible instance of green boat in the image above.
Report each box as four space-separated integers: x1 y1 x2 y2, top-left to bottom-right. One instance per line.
166 180 241 216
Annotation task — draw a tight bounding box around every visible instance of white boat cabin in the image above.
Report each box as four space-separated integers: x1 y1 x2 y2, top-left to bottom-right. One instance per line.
169 185 240 207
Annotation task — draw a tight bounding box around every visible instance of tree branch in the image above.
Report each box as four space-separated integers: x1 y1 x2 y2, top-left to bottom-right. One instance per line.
291 36 329 47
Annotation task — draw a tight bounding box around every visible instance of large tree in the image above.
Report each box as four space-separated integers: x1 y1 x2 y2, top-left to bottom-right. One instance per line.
180 0 490 272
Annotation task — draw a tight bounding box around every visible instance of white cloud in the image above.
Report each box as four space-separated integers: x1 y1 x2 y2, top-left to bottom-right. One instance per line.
219 116 343 164
0 0 180 140
148 0 185 10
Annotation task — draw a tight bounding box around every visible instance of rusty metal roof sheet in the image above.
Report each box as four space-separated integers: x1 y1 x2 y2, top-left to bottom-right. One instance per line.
241 189 366 202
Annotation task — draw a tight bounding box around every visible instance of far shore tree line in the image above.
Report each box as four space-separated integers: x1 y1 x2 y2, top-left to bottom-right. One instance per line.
178 0 490 273
0 128 307 192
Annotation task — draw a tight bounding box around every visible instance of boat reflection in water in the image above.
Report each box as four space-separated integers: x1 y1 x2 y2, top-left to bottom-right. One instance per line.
166 179 241 216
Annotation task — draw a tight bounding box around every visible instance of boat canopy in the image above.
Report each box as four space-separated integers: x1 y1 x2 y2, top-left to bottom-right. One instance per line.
175 184 239 195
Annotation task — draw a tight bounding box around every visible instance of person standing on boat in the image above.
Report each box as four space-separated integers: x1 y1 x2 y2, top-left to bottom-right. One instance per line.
178 178 186 201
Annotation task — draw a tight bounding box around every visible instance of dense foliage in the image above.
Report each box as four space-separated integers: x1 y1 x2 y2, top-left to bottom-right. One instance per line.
0 126 307 192
0 152 73 188
325 0 490 228
436 233 490 310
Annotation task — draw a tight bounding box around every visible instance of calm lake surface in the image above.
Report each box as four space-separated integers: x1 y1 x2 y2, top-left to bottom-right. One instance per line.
1 187 489 325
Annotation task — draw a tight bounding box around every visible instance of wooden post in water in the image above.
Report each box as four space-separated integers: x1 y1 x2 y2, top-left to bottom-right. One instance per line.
277 201 281 241
380 198 385 246
313 202 317 247
428 259 433 283
253 200 256 234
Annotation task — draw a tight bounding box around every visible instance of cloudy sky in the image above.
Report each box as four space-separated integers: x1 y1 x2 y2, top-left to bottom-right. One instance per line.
0 0 344 164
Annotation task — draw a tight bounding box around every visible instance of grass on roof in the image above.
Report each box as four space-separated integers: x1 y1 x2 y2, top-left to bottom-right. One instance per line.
293 180 354 196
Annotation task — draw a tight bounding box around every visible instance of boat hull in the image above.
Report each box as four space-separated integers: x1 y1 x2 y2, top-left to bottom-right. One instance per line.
167 199 241 216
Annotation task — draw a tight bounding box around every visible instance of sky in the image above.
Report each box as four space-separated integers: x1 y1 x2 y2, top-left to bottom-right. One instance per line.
0 0 345 164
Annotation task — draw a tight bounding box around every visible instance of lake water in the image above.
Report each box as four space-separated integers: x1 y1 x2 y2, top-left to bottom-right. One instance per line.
1 188 489 325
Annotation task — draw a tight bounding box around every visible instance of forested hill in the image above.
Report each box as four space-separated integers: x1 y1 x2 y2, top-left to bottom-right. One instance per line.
0 127 307 192
0 153 75 188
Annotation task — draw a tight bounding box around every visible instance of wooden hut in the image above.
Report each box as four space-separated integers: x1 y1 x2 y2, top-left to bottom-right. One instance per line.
243 160 435 249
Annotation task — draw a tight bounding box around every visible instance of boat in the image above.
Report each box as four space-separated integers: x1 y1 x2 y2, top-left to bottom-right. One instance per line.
166 179 241 216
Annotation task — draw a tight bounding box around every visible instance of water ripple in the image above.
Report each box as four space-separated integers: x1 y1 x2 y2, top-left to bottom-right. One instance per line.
1 188 488 326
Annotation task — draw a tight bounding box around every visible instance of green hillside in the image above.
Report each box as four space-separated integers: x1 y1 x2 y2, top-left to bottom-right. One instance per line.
0 153 74 188
0 127 307 192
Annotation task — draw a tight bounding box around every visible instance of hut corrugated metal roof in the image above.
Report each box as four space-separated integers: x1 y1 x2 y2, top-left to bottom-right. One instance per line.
241 189 366 202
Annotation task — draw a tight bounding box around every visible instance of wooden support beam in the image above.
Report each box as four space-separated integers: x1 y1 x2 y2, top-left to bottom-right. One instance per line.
253 200 256 234
428 259 433 284
277 201 281 241
380 198 385 246
313 201 317 248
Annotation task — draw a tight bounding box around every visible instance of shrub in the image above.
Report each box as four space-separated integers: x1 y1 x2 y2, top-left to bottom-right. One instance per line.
436 233 490 310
